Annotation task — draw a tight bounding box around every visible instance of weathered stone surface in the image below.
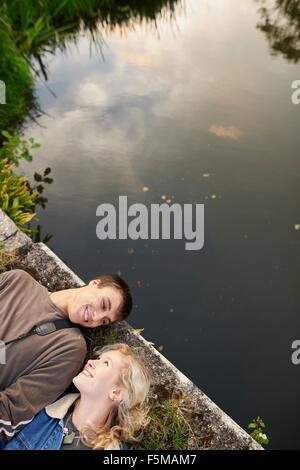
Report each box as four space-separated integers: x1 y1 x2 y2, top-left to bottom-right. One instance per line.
0 210 32 251
0 209 262 450
21 242 85 291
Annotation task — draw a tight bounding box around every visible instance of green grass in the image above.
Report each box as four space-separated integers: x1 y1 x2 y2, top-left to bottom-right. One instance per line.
134 388 208 450
83 326 120 356
0 14 34 132
0 244 21 273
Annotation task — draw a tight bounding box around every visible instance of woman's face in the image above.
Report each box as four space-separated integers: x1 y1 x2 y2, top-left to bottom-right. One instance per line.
73 350 128 402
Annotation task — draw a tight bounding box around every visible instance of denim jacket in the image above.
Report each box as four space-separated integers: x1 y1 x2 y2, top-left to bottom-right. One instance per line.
4 393 80 450
4 393 128 451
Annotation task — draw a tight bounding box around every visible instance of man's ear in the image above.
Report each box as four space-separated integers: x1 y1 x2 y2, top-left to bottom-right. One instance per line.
88 279 102 287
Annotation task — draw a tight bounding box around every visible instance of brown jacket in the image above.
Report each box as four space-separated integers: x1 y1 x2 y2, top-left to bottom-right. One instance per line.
0 269 86 441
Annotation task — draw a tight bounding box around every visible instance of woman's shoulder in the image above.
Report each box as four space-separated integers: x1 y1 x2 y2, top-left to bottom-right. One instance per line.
45 393 80 420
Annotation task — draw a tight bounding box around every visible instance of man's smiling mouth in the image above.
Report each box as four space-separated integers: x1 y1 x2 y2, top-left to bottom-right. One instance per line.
83 305 91 323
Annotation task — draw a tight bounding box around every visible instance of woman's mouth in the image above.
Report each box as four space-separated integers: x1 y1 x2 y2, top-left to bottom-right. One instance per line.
81 368 93 378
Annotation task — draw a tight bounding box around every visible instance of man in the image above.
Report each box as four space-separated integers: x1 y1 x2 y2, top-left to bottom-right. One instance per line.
0 268 132 447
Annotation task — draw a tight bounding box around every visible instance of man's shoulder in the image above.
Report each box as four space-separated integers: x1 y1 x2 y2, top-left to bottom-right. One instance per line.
0 268 35 283
59 327 87 361
0 269 37 294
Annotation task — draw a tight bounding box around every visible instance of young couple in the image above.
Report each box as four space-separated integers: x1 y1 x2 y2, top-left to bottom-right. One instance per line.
0 269 150 450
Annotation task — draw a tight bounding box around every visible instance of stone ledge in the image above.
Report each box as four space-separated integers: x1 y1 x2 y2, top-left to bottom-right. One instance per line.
0 209 262 450
0 210 32 251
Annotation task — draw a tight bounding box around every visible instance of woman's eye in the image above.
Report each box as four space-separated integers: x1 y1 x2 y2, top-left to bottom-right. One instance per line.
104 360 109 366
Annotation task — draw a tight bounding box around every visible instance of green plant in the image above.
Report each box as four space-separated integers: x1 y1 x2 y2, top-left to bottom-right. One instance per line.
0 6 35 132
0 130 41 233
134 390 207 450
248 416 269 446
33 166 53 209
0 130 53 239
0 157 38 231
0 130 40 164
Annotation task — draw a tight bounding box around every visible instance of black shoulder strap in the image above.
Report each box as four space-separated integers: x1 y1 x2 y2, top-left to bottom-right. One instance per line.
5 319 77 346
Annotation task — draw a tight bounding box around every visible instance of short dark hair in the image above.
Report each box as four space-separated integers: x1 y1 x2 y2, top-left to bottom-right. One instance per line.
91 274 132 321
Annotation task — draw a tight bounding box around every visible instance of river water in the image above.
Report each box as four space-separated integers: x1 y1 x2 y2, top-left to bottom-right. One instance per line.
22 0 300 449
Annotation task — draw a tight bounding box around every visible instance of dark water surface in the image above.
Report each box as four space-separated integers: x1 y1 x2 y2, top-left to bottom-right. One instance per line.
22 0 300 449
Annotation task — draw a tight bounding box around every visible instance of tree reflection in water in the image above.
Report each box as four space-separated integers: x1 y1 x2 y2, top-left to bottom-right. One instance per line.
256 0 300 63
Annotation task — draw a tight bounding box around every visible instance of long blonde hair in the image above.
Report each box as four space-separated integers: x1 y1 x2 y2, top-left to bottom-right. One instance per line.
80 343 150 450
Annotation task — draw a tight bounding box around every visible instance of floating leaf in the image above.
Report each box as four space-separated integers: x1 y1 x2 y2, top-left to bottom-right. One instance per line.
248 423 257 429
34 172 42 182
134 328 144 335
43 177 53 184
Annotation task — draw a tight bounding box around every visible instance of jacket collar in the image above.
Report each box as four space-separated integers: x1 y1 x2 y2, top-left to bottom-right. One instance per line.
45 393 80 420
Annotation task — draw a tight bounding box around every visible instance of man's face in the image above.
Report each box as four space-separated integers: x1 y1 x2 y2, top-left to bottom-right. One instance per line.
68 280 123 327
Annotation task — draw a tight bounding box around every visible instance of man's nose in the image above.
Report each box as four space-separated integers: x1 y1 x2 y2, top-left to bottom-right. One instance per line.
92 310 103 325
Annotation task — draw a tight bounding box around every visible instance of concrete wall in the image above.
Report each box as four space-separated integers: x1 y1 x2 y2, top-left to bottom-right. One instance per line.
0 209 262 450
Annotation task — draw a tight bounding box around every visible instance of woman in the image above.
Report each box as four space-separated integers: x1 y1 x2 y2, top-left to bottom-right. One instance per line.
4 343 150 450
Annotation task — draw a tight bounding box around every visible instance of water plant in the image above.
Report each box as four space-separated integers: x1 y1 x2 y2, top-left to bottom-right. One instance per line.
248 416 269 446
